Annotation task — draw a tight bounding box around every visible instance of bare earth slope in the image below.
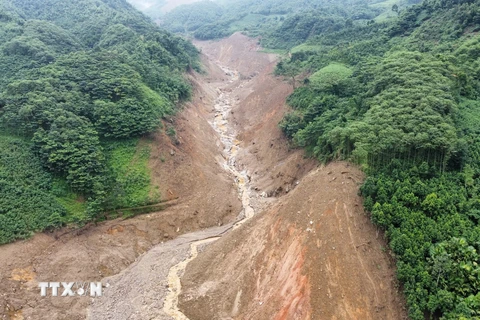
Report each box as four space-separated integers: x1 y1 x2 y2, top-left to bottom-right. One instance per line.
179 163 406 319
179 34 408 320
194 34 318 203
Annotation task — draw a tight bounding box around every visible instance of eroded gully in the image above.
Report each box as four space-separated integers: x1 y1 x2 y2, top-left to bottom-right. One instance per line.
163 65 256 319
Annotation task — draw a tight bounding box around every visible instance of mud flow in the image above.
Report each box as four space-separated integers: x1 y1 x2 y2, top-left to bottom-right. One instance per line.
212 66 255 224
163 65 258 319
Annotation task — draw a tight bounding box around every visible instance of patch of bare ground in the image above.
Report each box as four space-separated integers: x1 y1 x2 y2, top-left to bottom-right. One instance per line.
179 163 407 320
194 33 318 205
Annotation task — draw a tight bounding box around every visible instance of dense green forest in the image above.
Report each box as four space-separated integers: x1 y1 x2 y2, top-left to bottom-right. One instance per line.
274 0 480 318
0 0 198 244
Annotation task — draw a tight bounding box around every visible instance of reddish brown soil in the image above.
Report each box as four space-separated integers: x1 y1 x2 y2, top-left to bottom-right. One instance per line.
178 34 408 320
180 163 407 320
195 34 317 202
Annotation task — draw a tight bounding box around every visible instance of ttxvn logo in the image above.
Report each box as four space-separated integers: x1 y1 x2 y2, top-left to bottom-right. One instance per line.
39 282 104 297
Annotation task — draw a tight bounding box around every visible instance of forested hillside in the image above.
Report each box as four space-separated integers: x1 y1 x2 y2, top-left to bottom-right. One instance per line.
275 0 480 318
4 0 480 317
157 0 415 47
0 0 198 244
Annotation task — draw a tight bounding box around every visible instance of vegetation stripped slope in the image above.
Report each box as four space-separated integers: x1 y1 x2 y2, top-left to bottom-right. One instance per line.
126 0 480 317
0 0 198 244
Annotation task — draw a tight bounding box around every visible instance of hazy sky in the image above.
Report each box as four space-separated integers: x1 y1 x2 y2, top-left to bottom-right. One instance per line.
127 0 205 13
127 0 156 10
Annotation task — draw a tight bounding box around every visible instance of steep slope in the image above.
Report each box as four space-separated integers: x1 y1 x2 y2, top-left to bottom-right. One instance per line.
180 163 406 320
194 33 317 199
275 0 480 318
0 0 199 244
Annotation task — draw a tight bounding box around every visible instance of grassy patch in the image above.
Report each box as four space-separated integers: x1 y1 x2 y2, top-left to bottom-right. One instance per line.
371 0 403 22
0 133 162 243
51 178 88 223
229 13 285 38
103 138 159 211
229 13 266 30
291 44 323 54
